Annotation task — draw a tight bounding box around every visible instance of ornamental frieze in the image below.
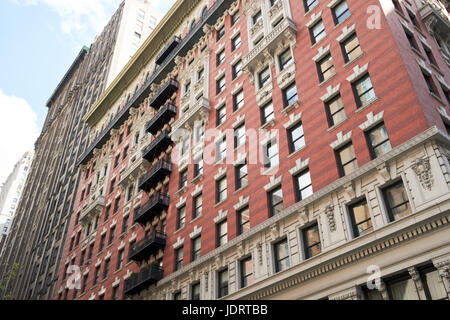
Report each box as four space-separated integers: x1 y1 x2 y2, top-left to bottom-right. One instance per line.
412 158 434 191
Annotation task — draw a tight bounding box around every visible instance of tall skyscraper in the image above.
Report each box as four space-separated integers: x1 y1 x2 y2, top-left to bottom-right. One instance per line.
53 0 450 301
0 150 34 254
0 0 160 300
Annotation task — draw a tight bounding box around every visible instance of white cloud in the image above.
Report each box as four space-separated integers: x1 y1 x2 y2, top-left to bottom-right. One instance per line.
14 0 175 39
0 89 39 184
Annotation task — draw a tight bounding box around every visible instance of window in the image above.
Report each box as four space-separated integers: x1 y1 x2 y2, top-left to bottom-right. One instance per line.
179 137 189 157
353 74 376 108
217 105 226 126
302 224 321 259
88 243 94 260
366 123 392 159
94 266 100 285
392 0 401 12
264 140 279 169
348 198 373 237
232 33 241 51
184 81 191 94
294 170 313 202
231 11 240 25
113 196 120 214
282 82 298 107
81 274 88 293
268 186 284 217
310 20 326 45
420 265 448 300
383 181 411 222
217 26 225 41
233 89 244 111
217 49 225 66
103 259 110 279
261 101 275 125
193 194 202 219
407 9 419 28
304 0 318 12
216 176 227 203
195 124 205 143
422 71 437 95
237 206 250 235
404 28 418 50
424 46 437 66
109 226 115 245
240 257 254 288
117 249 124 270
336 143 358 177
191 282 201 300
122 215 129 234
191 236 201 261
173 291 182 300
218 269 229 298
287 122 305 154
109 178 115 194
175 247 184 271
258 67 271 89
217 220 228 247
216 75 226 94
112 286 119 300
197 67 204 80
274 239 290 273
127 185 133 202
217 136 227 162
80 250 85 266
252 10 262 25
232 60 243 80
179 169 188 190
333 1 351 24
99 234 106 252
234 123 246 148
279 48 292 71
194 157 203 177
122 146 128 159
342 33 363 63
325 94 346 127
317 54 335 82
114 154 120 168
177 206 186 230
235 161 248 190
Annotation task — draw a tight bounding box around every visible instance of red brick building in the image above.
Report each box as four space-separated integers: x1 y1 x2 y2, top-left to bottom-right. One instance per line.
55 0 450 300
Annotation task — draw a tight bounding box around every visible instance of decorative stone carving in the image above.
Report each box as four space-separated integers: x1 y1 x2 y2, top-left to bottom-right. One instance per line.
325 205 336 232
257 242 263 266
412 158 434 190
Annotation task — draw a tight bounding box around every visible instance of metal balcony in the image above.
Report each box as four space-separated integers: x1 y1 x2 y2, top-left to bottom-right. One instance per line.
79 195 105 225
155 36 181 65
138 159 172 192
171 97 210 133
146 103 177 135
242 17 297 75
149 78 179 110
128 230 166 262
142 130 172 163
134 192 169 225
124 264 164 296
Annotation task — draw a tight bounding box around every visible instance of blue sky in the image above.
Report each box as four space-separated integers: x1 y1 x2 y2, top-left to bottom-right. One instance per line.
0 0 173 183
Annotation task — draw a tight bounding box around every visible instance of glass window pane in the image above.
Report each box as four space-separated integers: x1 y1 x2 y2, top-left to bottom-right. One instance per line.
389 278 420 300
423 269 448 300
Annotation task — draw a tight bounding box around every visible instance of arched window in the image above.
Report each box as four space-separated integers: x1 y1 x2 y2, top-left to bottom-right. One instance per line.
201 6 207 18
